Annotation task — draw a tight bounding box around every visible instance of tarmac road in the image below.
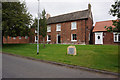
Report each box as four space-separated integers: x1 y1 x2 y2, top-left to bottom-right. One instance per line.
2 53 117 78
0 53 2 79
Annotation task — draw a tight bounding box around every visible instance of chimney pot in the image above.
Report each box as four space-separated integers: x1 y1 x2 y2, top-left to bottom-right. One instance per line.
46 13 51 19
88 3 91 10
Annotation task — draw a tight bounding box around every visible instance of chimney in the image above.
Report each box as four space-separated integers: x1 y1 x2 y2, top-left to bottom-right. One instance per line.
88 3 91 11
88 3 93 20
46 13 51 19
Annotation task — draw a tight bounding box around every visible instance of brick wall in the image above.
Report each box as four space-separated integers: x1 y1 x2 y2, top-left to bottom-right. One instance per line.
46 18 93 44
29 28 35 43
86 18 93 44
3 36 29 44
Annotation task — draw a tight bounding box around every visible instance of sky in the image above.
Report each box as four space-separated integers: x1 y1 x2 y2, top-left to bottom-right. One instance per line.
23 0 117 26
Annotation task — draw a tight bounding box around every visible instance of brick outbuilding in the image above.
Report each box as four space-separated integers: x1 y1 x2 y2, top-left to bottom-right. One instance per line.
93 20 120 45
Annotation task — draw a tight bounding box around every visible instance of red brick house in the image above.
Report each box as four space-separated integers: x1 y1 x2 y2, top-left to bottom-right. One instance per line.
44 4 93 45
93 20 120 45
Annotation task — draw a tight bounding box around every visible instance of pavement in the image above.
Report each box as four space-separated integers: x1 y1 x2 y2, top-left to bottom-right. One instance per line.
2 53 118 78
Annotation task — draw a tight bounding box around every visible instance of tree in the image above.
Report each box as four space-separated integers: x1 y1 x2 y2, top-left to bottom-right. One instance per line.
105 0 120 32
31 18 38 30
40 9 47 48
32 9 47 48
2 1 32 39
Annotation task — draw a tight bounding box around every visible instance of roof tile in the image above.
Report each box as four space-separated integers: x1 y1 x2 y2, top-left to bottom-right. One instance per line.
93 20 115 32
47 9 90 24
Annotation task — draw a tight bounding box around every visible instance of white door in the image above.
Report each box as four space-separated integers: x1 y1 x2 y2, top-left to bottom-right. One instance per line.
95 32 103 44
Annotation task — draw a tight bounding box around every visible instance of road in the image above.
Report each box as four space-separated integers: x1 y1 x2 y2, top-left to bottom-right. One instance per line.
2 53 117 78
0 53 2 79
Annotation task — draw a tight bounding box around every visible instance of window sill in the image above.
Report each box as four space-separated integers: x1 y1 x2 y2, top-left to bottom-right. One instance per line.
71 28 77 30
35 40 38 42
47 40 51 42
35 31 38 33
114 41 120 43
47 31 51 32
56 30 61 32
71 40 77 42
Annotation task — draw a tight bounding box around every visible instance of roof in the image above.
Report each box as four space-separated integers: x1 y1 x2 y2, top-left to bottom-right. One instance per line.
93 20 115 32
47 9 91 24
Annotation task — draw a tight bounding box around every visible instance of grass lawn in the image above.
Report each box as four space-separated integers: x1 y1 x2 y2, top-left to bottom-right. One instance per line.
2 44 118 73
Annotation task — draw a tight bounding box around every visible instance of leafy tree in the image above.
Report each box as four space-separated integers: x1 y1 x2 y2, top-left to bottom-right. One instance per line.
105 0 120 32
0 3 2 45
31 18 38 29
40 9 47 48
2 1 32 39
32 9 47 48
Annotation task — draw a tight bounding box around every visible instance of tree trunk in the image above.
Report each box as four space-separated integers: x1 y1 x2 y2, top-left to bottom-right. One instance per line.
43 37 45 48
2 31 3 45
5 36 8 44
2 36 3 45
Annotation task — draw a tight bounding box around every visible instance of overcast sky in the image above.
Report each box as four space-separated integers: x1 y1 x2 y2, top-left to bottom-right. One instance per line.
23 0 117 26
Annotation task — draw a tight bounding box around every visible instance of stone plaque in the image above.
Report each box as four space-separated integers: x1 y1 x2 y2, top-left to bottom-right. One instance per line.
67 46 76 55
68 48 74 54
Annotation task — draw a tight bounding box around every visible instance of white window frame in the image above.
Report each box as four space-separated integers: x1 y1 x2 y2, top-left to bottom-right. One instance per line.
47 25 51 32
35 36 38 42
47 35 51 42
113 32 120 42
56 24 61 31
71 34 77 42
71 22 77 30
25 36 28 39
19 36 21 39
35 30 38 33
13 37 16 40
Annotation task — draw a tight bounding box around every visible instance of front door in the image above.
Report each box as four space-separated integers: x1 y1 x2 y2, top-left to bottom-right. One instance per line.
57 34 61 44
95 32 103 44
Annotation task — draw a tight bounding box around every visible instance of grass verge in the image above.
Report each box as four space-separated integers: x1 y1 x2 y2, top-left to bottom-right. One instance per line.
2 44 118 73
